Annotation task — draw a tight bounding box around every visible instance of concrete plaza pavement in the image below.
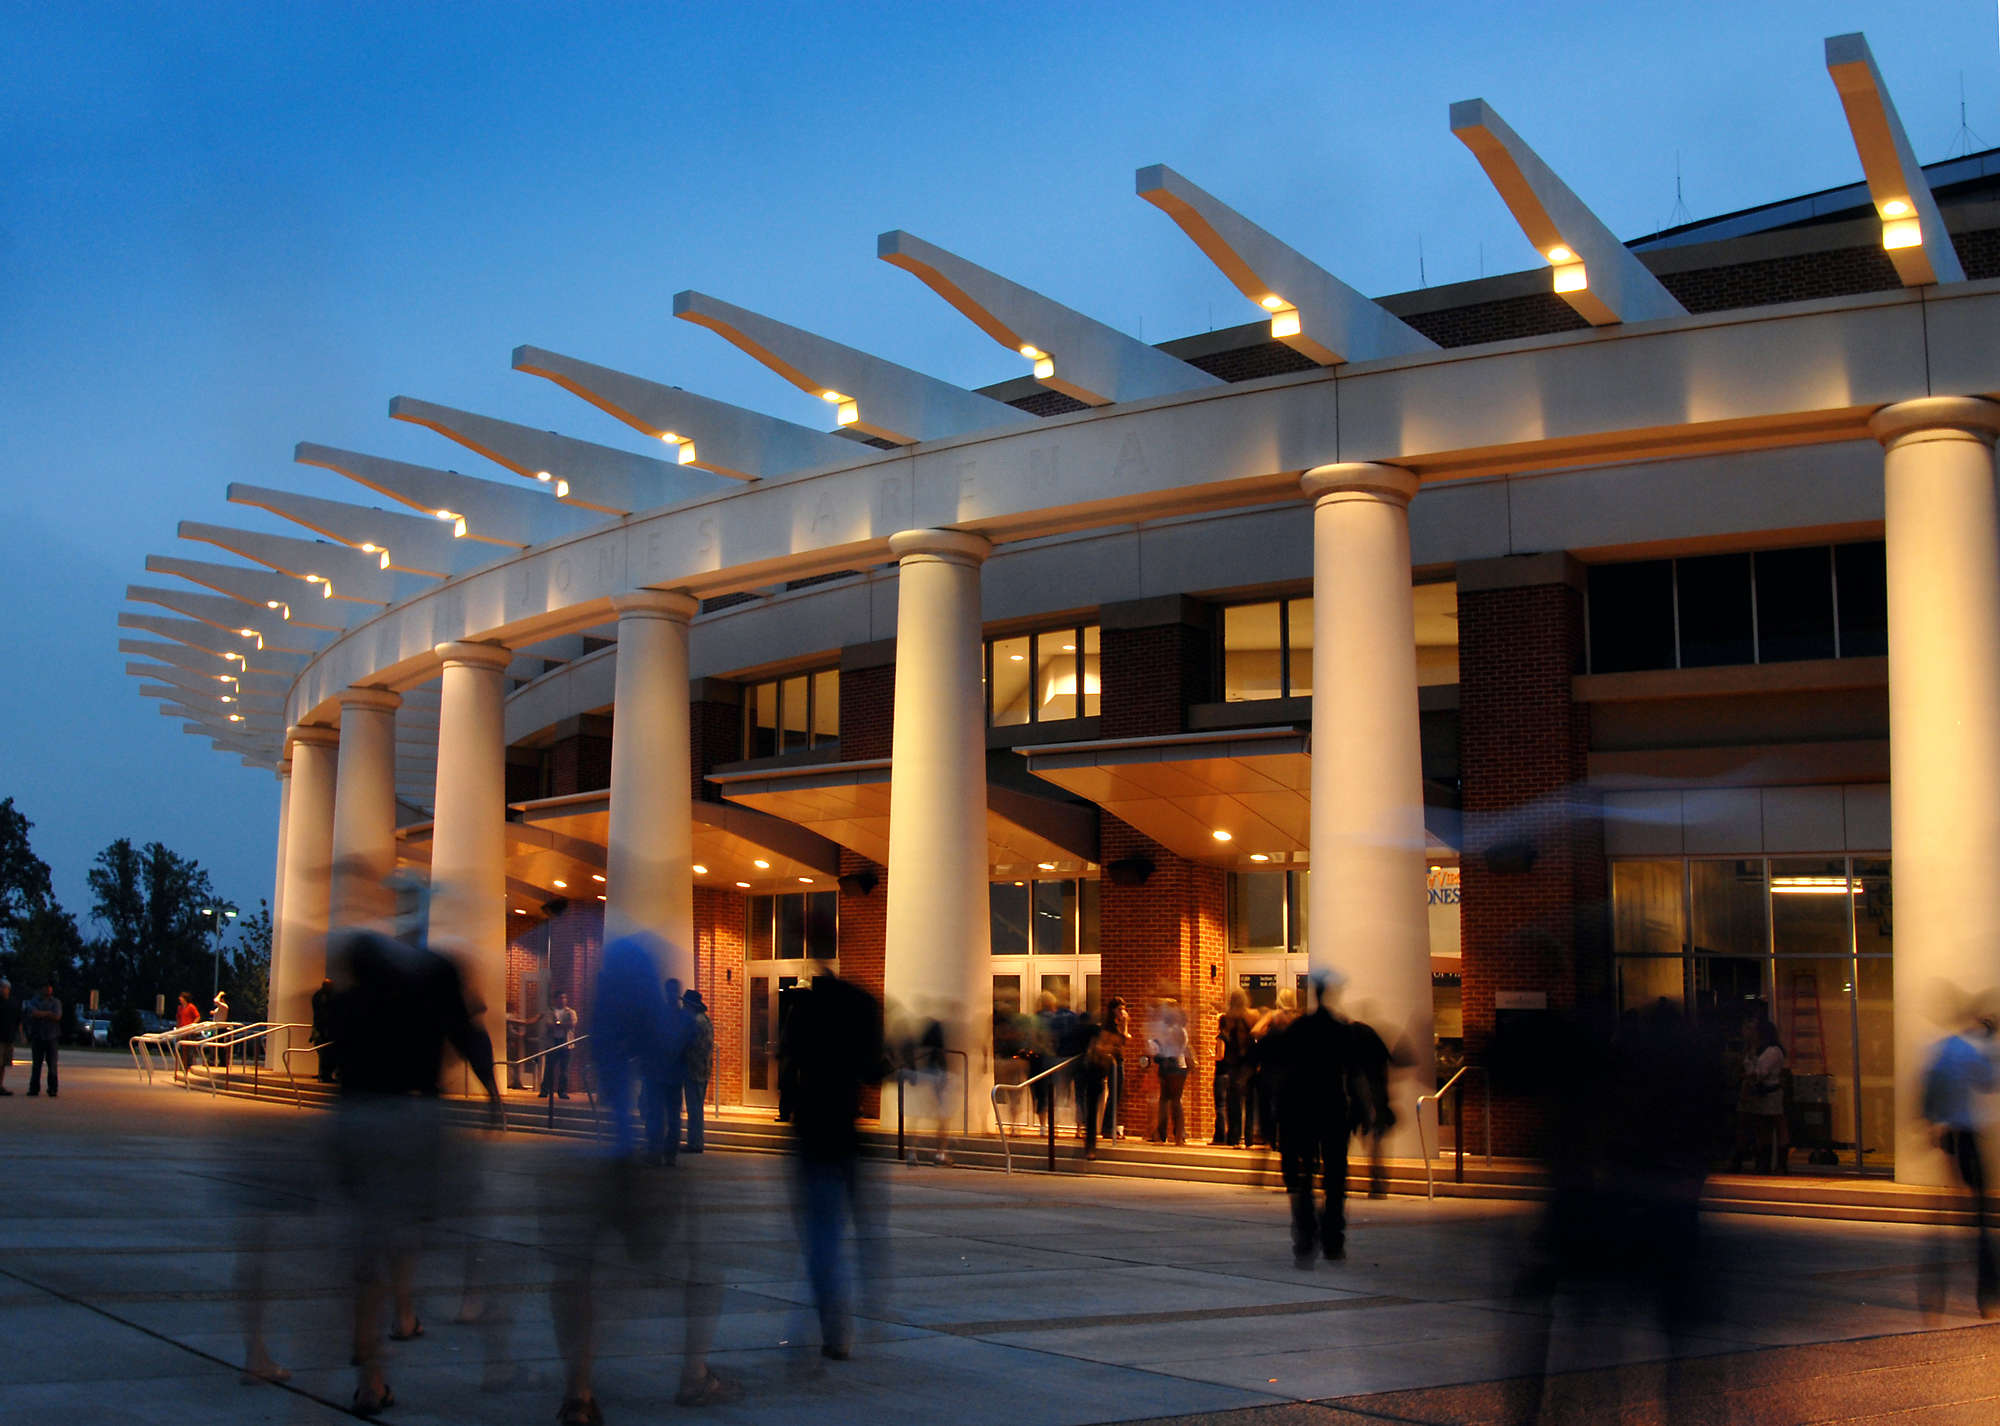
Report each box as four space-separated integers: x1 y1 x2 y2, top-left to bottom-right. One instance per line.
3 1058 1998 1424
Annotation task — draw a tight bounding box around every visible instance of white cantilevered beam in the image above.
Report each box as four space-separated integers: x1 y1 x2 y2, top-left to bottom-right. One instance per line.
177 522 403 604
673 290 1034 446
143 555 342 629
127 660 289 700
124 585 326 651
117 637 305 681
227 483 467 577
389 396 718 517
511 346 860 482
877 230 1223 407
1449 99 1686 327
295 444 595 548
119 611 264 662
1825 32 1963 287
1134 165 1439 366
137 674 282 716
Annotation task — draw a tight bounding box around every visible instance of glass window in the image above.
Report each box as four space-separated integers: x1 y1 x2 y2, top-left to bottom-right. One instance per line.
780 674 810 754
1612 860 1685 954
1078 877 1100 955
1040 973 1072 1011
990 636 1031 726
1222 601 1285 701
1691 859 1768 958
1676 553 1754 667
989 881 1029 955
1080 625 1101 717
1289 870 1310 955
747 895 774 959
1754 546 1836 663
1286 598 1314 697
805 890 838 959
1229 872 1287 953
1855 858 1892 953
1835 541 1887 658
1032 879 1077 957
812 669 839 744
776 893 806 959
1618 956 1685 1013
749 682 778 758
1855 953 1893 1166
1588 560 1676 673
1036 629 1078 722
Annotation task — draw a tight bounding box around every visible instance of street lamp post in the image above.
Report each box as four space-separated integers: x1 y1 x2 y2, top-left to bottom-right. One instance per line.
199 906 238 1008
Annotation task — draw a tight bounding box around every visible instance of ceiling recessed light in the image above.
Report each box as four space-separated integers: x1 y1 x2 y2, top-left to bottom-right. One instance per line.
1211 829 1233 842
591 873 605 883
596 894 606 901
1249 853 1270 862
551 879 567 889
798 876 813 884
735 881 751 889
1037 862 1056 871
692 864 708 875
753 859 770 869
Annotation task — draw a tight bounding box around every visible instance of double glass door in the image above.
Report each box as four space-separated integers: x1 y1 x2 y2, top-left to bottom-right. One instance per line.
742 960 834 1110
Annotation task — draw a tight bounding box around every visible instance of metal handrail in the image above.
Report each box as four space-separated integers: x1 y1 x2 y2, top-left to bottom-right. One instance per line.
181 1022 310 1096
498 1034 594 1130
130 1021 238 1084
281 1042 329 1107
991 1053 1080 1174
1415 1064 1492 1201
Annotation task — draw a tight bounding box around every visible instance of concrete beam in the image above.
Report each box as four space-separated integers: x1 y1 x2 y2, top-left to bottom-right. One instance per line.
1449 99 1686 326
177 521 401 604
119 610 263 661
227 484 468 577
390 396 717 517
1135 164 1438 366
125 584 297 642
673 289 1034 446
144 555 343 630
1825 32 1963 287
878 230 1223 406
296 444 596 549
512 345 859 482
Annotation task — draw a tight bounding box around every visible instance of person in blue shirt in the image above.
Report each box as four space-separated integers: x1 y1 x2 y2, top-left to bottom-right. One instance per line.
23 985 61 1098
1922 1003 1999 1317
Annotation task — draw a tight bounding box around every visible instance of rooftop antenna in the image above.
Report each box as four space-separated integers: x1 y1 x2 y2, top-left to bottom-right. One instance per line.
1665 150 1693 230
1945 71 1988 158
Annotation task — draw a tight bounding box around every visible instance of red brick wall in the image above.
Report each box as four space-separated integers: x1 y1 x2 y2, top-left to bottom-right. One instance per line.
836 848 888 1118
838 664 894 761
1100 621 1208 740
548 733 612 797
693 885 747 1105
1457 576 1602 1157
1098 815 1227 1141
690 697 740 800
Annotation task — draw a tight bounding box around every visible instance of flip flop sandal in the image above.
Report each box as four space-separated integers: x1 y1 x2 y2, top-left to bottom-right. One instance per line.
352 1383 394 1417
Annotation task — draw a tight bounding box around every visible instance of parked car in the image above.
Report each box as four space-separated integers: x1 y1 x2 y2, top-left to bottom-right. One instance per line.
81 1016 111 1046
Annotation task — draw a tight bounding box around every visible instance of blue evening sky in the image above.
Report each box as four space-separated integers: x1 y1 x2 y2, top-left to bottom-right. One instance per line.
1 1 1990 926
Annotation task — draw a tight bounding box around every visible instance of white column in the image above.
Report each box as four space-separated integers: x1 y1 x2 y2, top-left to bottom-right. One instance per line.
428 641 513 1056
604 590 699 987
884 529 994 1120
1875 397 2000 1185
1302 463 1434 1154
266 758 291 1050
274 725 338 1037
330 686 402 931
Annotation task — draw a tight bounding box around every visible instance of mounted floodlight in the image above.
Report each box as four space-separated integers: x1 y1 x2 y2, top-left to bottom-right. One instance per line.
877 230 1220 407
1447 100 1685 327
1824 33 1963 286
295 443 600 548
1136 164 1438 365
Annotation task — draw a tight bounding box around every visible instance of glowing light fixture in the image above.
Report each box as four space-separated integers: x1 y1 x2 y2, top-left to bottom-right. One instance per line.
820 389 843 402
1268 309 1301 339
1882 198 1912 217
692 865 708 875
1249 853 1270 862
1545 244 1575 264
597 893 607 901
1017 344 1044 360
1771 875 1856 896
227 713 243 722
660 432 679 444
591 873 606 883
361 542 378 553
554 479 570 498
320 581 333 599
1211 829 1233 843
674 442 697 464
1882 217 1923 251
452 517 467 538
798 876 814 884
265 600 281 609
238 628 256 638
1061 643 1075 651
216 674 233 682
1037 862 1056 871
835 399 859 426
304 574 323 583
1009 653 1025 662
378 549 391 568
735 880 751 889
1031 357 1054 380
1258 294 1287 311
513 908 529 915
219 695 234 704
753 859 771 870
535 470 552 481
1552 262 1588 294
435 509 453 520
552 879 567 889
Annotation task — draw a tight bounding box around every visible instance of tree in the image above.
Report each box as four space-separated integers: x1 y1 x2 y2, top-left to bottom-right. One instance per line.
0 799 77 991
83 839 224 1013
220 899 272 1022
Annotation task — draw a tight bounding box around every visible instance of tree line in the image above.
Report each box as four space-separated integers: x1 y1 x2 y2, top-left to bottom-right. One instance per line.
0 797 270 1028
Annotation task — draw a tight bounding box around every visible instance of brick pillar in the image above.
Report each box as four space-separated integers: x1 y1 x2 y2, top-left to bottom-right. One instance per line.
1099 596 1213 740
694 884 747 1106
833 644 895 1115
689 679 742 802
546 716 613 797
1457 553 1603 1158
1098 816 1227 1142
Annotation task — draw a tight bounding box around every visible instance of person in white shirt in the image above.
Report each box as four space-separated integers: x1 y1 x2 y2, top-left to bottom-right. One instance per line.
1146 997 1191 1145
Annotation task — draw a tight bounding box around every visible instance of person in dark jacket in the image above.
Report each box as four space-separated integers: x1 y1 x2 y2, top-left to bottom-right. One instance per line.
1268 974 1361 1266
779 975 885 1359
310 978 337 1082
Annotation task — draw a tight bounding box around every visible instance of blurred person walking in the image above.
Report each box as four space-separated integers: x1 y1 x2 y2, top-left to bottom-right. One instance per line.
1216 989 1257 1147
321 890 501 1417
1730 1018 1788 1174
1099 996 1130 1141
779 974 886 1360
310 977 338 1082
23 983 60 1098
541 991 578 1100
1921 1003 1999 1317
1146 994 1190 1145
1268 975 1359 1264
682 987 713 1153
549 934 734 1420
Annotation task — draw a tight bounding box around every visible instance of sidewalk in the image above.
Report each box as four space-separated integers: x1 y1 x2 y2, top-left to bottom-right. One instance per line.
2 1061 1996 1424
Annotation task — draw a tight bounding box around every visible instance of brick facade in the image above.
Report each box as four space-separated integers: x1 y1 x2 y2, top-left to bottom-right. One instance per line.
693 884 747 1105
837 660 894 762
1456 563 1605 1157
546 730 611 798
1099 602 1211 740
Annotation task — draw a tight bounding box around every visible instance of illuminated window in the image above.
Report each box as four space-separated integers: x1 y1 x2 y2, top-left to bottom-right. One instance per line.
1222 599 1309 700
744 667 839 757
984 624 1099 726
747 890 838 960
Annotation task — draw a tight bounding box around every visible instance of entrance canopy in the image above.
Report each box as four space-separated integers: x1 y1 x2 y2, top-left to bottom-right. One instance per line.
710 757 1099 879
1021 727 1459 867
